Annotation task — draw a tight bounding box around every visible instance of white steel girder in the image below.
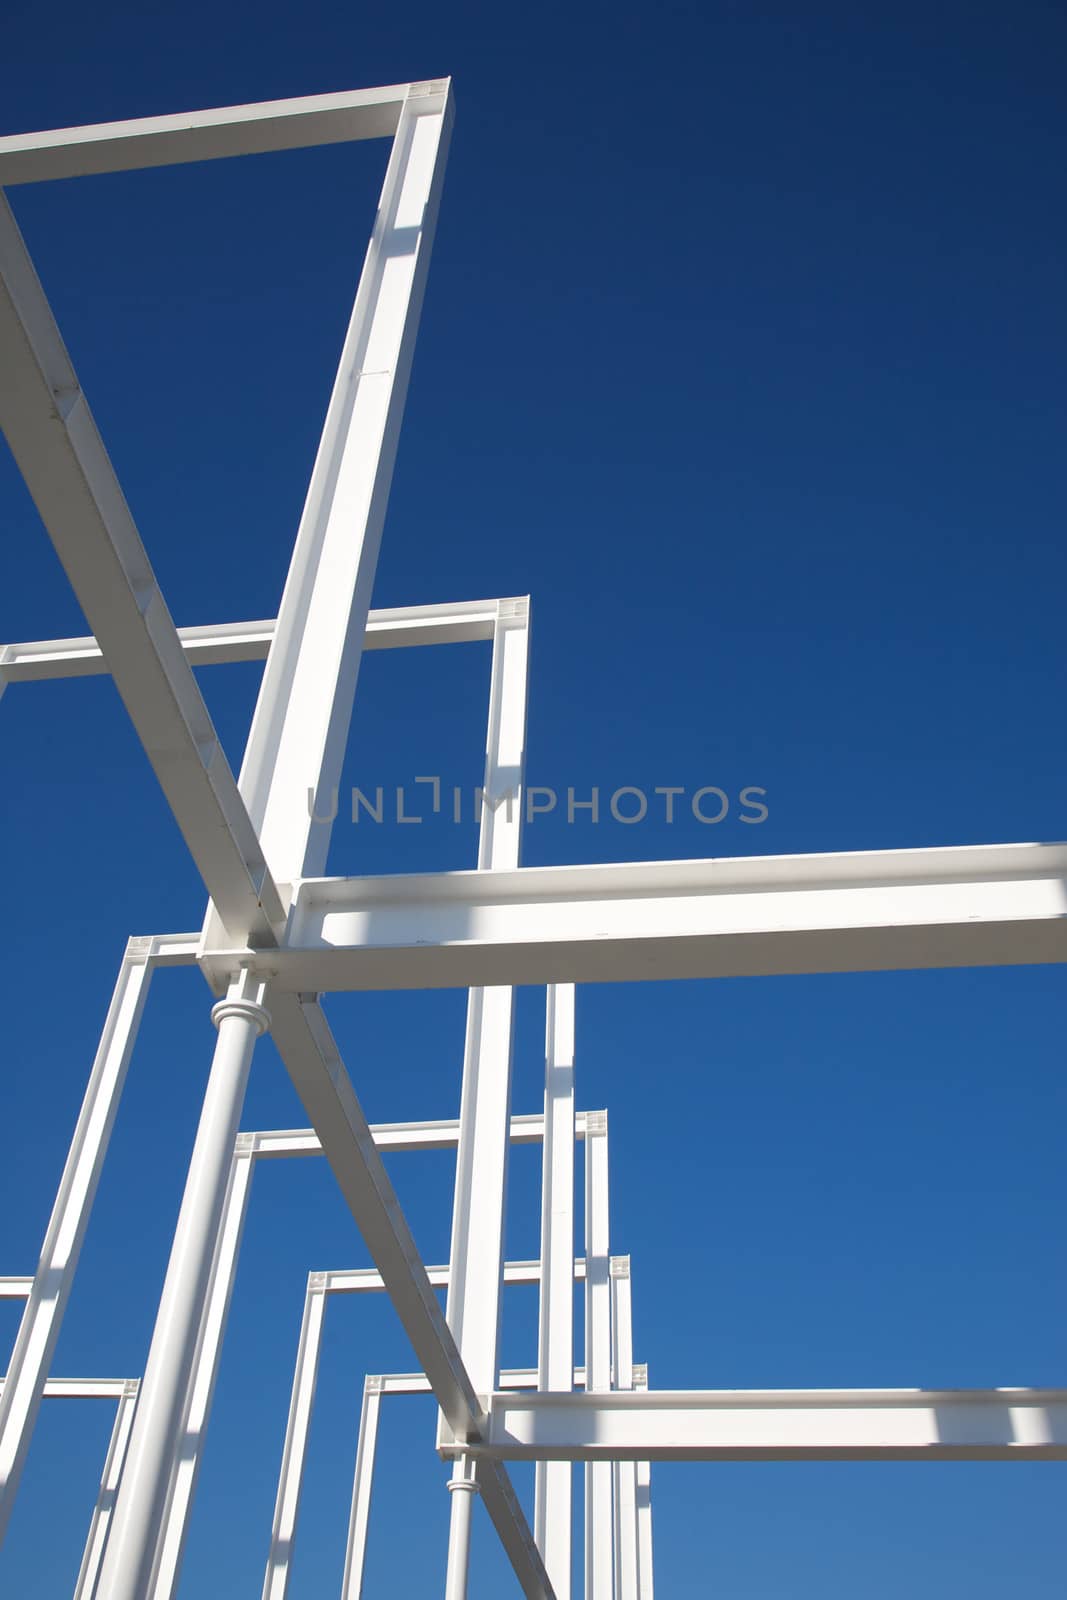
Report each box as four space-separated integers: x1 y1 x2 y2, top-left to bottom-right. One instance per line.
471 1388 1067 1462
441 603 529 1484
203 841 1067 992
585 1112 613 1600
534 985 576 1600
610 1258 639 1600
0 86 416 184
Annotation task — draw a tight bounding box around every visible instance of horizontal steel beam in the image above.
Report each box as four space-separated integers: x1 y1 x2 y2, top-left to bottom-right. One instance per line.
0 1378 136 1401
0 84 427 185
319 1261 586 1294
471 1388 1067 1463
243 1111 593 1160
378 1369 589 1396
204 841 1067 991
0 600 509 686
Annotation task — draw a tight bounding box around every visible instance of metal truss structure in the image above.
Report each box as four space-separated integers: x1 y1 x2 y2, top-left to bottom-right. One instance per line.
1 77 1063 1600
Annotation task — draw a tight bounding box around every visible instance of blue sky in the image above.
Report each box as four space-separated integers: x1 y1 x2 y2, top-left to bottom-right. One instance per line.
1 1 1066 1594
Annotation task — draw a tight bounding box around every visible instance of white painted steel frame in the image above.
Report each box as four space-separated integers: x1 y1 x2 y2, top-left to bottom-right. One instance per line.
632 1367 654 1600
344 1364 595 1600
535 984 576 1600
263 1256 586 1600
4 75 1061 1600
440 597 529 1583
610 1258 641 1600
0 79 552 1597
0 1371 140 1598
0 933 197 1545
585 1112 613 1600
73 1379 141 1600
142 1109 597 1598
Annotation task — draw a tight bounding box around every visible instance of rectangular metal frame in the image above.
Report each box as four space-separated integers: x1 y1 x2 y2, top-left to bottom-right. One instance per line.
262 1256 588 1600
0 1367 140 1599
0 934 197 1543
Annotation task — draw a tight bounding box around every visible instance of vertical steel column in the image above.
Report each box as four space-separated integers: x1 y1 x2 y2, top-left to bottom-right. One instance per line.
631 1366 654 1600
260 1274 328 1599
73 1379 140 1600
0 938 155 1543
441 603 529 1583
151 1139 257 1597
97 973 269 1600
443 1457 480 1600
534 984 576 1598
340 1375 383 1600
610 1258 638 1600
584 1112 613 1600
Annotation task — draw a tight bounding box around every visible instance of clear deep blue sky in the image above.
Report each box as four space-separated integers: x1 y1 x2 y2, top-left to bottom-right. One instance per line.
1 2 1066 1595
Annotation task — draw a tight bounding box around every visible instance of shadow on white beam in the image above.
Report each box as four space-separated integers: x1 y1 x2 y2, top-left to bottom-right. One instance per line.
207 841 1067 992
471 1387 1067 1463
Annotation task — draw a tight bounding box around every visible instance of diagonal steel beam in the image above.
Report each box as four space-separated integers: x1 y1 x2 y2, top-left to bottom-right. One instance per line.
0 195 283 944
269 992 556 1599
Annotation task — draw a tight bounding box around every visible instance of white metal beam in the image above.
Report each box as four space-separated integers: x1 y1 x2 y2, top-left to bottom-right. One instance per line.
632 1367 654 1600
0 84 419 185
323 1260 585 1293
223 841 1067 993
73 1380 140 1600
443 605 529 1434
585 1112 613 1600
0 598 506 687
340 1376 383 1600
534 984 575 1600
378 1368 590 1397
0 1377 136 1400
261 1278 328 1600
474 1388 1067 1462
440 604 529 1597
610 1258 638 1600
244 1111 593 1160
